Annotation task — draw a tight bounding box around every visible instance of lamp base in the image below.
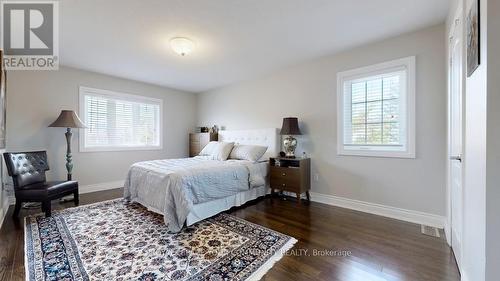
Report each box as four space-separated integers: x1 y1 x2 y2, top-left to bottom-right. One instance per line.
283 135 298 158
65 128 74 181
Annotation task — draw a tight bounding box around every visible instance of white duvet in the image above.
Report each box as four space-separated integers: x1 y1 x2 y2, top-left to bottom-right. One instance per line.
123 156 267 232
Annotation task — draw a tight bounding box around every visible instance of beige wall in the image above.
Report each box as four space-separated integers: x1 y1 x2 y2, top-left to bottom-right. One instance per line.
6 66 197 189
197 24 447 216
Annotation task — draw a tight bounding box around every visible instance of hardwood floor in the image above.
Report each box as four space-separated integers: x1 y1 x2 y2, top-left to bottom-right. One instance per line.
0 189 460 281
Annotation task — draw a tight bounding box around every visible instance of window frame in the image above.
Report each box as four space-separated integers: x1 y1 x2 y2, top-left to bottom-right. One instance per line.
79 86 163 152
336 56 416 158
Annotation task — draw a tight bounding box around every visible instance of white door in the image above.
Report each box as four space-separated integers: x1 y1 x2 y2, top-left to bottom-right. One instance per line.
449 16 464 270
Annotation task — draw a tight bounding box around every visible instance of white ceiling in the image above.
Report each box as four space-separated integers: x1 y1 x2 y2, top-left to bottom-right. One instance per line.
60 0 450 93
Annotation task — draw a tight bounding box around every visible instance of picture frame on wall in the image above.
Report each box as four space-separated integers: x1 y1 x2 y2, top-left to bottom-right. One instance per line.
466 0 480 77
0 50 6 149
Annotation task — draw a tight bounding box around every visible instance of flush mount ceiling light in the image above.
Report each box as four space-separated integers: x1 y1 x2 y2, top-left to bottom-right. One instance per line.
170 37 195 56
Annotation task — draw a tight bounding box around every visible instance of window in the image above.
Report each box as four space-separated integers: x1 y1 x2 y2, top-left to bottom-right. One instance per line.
337 56 415 158
79 86 162 152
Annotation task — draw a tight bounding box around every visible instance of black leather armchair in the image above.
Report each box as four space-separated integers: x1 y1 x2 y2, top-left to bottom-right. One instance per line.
3 151 79 217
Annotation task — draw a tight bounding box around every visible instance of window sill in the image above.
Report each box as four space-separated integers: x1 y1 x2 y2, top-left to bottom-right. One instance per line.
79 145 163 153
338 149 415 159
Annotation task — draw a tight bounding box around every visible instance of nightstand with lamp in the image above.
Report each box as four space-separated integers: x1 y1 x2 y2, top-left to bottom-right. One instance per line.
270 117 311 204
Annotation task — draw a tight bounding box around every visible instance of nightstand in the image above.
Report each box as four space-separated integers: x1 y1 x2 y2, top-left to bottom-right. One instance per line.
269 157 311 204
189 132 218 157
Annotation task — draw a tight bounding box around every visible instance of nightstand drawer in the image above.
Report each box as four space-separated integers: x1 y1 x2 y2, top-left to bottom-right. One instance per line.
270 177 300 191
270 167 300 181
270 166 301 191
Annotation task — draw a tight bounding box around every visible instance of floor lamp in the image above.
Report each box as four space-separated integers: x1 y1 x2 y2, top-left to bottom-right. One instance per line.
49 110 86 181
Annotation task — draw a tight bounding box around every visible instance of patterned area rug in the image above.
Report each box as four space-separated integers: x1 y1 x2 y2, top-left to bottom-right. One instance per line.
25 199 297 281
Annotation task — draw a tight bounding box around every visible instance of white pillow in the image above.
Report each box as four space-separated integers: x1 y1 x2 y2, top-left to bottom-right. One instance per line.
199 141 218 156
199 141 234 160
229 144 268 162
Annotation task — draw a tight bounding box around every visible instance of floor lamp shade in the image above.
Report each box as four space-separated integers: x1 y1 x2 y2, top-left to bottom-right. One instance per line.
49 110 86 181
48 110 86 128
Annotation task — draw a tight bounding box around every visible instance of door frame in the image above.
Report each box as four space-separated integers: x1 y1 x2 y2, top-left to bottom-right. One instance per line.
446 4 465 271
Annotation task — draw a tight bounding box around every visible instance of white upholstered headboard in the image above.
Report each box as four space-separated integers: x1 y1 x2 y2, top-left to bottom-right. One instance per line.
218 128 279 160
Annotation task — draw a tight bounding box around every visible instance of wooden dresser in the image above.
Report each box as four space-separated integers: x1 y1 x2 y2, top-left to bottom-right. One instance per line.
189 132 218 157
269 157 311 204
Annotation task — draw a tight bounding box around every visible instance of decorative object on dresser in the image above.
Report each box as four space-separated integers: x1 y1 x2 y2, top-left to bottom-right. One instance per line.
189 132 218 157
3 151 79 217
270 157 310 204
280 117 302 158
209 124 219 134
49 110 86 181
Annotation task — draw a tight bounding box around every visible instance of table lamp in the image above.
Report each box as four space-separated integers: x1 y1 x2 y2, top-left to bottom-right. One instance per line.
280 117 302 158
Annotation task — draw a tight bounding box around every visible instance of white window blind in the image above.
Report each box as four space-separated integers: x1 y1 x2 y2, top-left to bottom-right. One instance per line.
337 57 415 158
79 87 162 152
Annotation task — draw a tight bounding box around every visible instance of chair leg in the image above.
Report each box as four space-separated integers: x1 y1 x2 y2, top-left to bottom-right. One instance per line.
12 199 22 218
74 191 79 206
44 200 51 217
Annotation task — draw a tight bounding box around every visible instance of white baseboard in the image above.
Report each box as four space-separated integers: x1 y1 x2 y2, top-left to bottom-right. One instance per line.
79 180 124 194
444 219 452 246
309 192 445 229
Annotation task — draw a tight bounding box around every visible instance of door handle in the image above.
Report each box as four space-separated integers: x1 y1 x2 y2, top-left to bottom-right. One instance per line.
450 154 462 162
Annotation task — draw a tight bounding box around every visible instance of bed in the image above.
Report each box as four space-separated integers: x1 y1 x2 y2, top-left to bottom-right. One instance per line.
123 128 279 232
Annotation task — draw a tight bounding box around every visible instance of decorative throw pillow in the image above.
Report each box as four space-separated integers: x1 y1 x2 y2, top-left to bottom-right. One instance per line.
229 144 268 162
199 141 235 160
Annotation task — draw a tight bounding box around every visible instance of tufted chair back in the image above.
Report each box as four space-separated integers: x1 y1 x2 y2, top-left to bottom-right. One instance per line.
3 151 50 188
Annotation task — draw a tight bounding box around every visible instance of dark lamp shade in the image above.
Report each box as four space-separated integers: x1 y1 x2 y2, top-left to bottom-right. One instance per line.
48 110 87 128
280 117 302 135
